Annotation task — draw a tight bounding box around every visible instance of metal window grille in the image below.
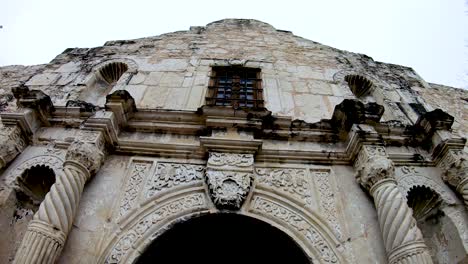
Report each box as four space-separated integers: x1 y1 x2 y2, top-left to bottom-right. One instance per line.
206 67 263 109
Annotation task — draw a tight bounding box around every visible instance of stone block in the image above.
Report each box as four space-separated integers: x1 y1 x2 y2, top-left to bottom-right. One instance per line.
152 59 188 72
159 72 185 87
56 62 81 73
26 73 60 86
123 85 147 105
144 72 164 85
129 72 147 85
186 85 206 110
139 86 170 108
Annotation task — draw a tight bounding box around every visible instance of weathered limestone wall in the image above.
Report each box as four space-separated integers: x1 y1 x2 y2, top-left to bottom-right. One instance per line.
420 83 468 139
0 19 467 264
0 19 453 126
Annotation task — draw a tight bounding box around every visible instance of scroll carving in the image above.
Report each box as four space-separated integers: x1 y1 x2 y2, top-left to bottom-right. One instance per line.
207 152 253 167
251 196 339 263
119 162 152 217
255 168 313 205
146 163 205 198
313 171 342 239
106 193 206 264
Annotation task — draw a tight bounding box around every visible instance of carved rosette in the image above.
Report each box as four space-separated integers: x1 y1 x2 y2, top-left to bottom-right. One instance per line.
205 152 254 210
439 149 468 206
14 141 105 264
0 125 27 169
354 145 433 264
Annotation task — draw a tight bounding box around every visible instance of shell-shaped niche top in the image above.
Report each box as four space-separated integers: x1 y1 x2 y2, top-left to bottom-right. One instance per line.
344 74 373 98
406 185 442 221
97 62 128 85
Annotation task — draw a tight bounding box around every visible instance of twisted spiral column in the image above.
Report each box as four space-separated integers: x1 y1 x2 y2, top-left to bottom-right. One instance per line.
370 179 433 264
14 141 104 264
355 145 432 264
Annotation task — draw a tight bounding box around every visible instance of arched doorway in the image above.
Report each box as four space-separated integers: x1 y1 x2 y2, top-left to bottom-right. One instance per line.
135 213 311 264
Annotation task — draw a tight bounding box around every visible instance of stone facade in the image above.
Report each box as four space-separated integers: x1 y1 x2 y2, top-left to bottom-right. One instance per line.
0 19 467 263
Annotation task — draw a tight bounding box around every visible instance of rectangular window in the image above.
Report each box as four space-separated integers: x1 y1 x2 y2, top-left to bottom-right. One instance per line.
206 67 263 109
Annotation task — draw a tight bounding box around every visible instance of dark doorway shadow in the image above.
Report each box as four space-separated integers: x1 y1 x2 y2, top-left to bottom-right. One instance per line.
135 213 311 264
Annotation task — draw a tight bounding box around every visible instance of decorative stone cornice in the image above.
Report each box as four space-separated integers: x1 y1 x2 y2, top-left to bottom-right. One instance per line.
65 141 104 177
10 89 464 167
415 109 454 135
331 99 384 132
12 86 55 126
205 152 254 210
105 90 136 129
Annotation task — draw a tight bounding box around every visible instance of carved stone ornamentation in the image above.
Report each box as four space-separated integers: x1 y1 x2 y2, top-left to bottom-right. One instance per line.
207 152 254 167
251 196 340 263
65 140 104 176
0 125 27 169
205 152 254 210
354 145 433 264
313 170 342 239
206 170 252 209
6 155 63 187
119 161 152 217
145 163 205 198
255 168 313 206
438 149 468 206
14 140 105 264
106 193 206 264
355 145 395 191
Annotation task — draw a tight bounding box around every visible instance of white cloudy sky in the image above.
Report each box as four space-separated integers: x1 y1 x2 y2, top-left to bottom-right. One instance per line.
1 0 467 88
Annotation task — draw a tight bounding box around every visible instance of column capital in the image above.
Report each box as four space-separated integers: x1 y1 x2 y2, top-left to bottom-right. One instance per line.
0 125 27 169
439 149 467 188
355 145 395 191
64 141 104 177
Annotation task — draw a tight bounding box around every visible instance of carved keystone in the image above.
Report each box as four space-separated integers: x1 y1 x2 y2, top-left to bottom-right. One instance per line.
205 152 254 210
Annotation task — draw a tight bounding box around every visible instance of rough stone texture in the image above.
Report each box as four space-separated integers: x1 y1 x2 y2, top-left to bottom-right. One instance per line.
419 83 468 139
0 19 467 264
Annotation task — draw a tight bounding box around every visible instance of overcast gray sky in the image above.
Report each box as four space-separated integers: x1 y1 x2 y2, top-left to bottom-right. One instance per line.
1 0 467 88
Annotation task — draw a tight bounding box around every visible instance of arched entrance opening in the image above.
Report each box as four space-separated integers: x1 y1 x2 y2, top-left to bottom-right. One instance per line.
135 213 310 264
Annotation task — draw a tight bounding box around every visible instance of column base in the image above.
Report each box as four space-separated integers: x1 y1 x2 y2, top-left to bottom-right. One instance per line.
388 241 433 264
13 220 66 264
